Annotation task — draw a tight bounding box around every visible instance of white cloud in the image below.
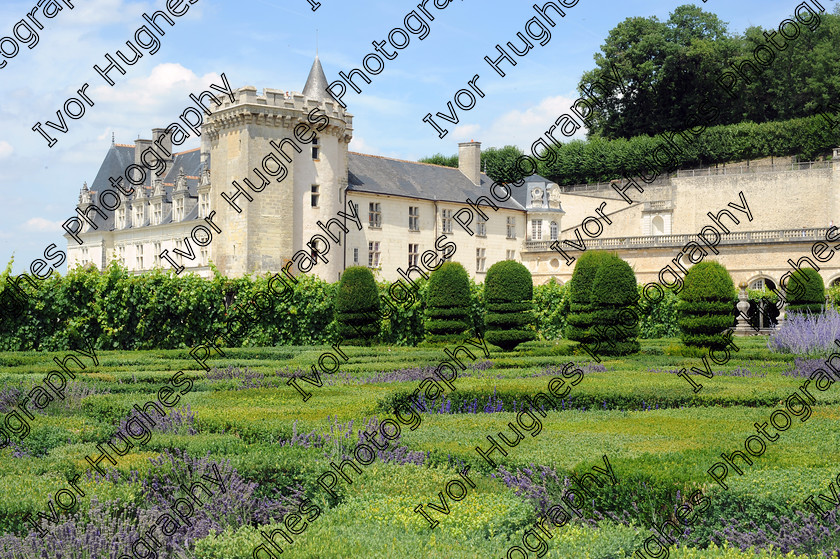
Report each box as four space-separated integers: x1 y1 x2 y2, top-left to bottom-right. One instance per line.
0 141 13 159
22 217 63 232
452 95 590 150
89 63 221 110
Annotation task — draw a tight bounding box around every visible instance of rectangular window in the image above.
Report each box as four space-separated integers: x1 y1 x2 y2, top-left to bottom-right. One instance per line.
312 136 319 160
134 204 144 227
369 202 381 228
175 239 184 265
311 184 320 208
408 243 419 267
531 219 542 241
368 241 380 268
506 249 515 260
353 247 359 265
116 208 125 229
80 247 89 266
409 206 419 231
476 248 486 273
199 193 210 218
200 248 209 266
476 214 487 237
174 198 184 222
154 242 161 267
118 245 125 264
135 244 144 269
507 216 516 239
153 203 162 226
441 209 453 234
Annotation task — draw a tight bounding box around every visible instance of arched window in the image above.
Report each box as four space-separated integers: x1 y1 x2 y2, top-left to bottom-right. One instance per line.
652 215 665 236
749 277 777 291
550 221 558 240
831 277 840 288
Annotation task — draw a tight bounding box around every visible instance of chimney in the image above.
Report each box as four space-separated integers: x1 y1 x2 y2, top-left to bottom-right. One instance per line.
135 138 153 170
152 127 173 160
459 141 481 185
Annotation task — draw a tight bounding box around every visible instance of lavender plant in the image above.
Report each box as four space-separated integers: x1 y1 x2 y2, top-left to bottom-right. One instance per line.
712 509 840 557
769 306 840 358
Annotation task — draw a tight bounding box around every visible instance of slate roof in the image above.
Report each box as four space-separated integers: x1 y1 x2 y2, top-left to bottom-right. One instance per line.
302 56 332 103
347 153 526 211
85 143 204 231
509 173 555 210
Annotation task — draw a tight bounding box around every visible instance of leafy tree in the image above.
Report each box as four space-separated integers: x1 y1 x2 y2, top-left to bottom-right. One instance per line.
425 262 473 344
483 260 535 350
419 153 458 168
482 145 525 183
334 266 381 344
579 4 840 139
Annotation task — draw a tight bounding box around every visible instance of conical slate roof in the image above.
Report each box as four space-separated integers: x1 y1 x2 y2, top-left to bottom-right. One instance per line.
302 56 331 102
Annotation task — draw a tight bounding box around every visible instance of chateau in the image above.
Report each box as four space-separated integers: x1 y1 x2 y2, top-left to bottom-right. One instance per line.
66 57 840 293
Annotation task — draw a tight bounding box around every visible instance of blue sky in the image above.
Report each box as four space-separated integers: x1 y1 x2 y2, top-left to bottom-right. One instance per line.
0 0 825 274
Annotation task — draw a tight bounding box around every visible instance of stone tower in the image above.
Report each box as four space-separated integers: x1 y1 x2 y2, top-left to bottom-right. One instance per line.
202 56 353 279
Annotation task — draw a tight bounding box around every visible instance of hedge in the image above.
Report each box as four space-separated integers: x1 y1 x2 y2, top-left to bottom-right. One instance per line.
677 262 737 349
334 266 380 344
785 268 826 315
0 259 691 351
483 261 535 351
538 113 840 187
590 254 640 356
564 251 612 343
424 262 473 344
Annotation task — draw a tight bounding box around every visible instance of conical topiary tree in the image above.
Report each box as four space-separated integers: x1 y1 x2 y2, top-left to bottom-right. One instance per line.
425 262 472 344
564 250 611 343
677 261 737 349
484 260 535 351
589 253 640 355
334 266 380 344
785 268 825 315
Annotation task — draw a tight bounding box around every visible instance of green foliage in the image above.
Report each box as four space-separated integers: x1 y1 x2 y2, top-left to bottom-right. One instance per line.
678 261 737 349
538 114 840 186
565 251 612 343
532 279 569 340
481 145 525 183
334 267 380 344
483 261 535 351
425 262 473 344
417 153 458 167
785 267 826 315
590 254 640 355
580 5 840 140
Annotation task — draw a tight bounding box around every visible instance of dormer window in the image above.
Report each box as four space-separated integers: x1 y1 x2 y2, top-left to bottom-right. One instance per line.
174 198 184 221
199 193 210 218
531 188 543 207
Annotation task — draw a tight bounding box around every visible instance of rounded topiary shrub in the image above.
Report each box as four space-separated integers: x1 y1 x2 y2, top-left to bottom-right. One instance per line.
425 262 473 344
334 266 380 344
564 251 611 343
785 268 825 315
677 261 736 349
590 253 640 355
483 260 536 351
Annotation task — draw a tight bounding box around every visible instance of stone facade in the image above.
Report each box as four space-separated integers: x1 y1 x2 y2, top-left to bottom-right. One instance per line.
65 57 840 291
